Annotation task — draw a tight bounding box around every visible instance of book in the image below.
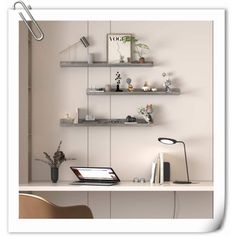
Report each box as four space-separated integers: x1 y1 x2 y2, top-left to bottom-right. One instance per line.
150 158 158 184
155 157 160 183
159 153 164 184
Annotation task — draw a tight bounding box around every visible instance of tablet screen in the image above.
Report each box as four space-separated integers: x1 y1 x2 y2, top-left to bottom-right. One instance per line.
70 167 120 181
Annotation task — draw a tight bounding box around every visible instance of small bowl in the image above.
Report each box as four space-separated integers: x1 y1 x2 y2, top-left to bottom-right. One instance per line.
151 88 157 92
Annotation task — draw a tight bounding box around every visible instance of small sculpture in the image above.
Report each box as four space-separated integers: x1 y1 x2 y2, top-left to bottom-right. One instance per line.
85 114 96 121
115 72 122 92
126 78 134 92
120 55 125 63
138 104 153 123
162 72 172 92
146 104 153 114
126 115 136 122
142 81 150 91
65 113 74 123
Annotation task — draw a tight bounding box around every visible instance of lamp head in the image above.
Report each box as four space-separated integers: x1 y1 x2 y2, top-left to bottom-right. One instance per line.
80 36 90 48
158 137 177 145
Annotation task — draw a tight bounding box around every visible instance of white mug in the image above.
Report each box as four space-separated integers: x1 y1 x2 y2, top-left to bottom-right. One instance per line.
87 53 93 64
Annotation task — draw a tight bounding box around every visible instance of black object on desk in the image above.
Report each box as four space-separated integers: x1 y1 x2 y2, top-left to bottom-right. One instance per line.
164 162 170 181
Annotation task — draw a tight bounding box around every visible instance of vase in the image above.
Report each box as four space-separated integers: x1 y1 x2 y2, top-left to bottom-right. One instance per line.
139 57 145 63
51 167 59 183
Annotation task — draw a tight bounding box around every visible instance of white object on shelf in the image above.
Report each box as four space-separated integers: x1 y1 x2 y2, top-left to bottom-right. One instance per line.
73 108 79 124
87 53 93 63
85 114 96 121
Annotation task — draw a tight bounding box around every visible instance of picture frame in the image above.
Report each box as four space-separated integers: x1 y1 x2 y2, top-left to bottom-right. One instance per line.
107 33 132 63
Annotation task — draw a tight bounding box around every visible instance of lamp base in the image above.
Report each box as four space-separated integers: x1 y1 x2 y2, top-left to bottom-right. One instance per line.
173 181 192 184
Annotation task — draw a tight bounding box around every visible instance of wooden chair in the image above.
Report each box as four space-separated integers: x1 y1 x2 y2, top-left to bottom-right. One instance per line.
19 193 93 218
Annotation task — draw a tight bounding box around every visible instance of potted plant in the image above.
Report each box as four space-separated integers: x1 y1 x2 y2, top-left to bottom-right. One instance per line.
35 141 76 183
122 36 150 63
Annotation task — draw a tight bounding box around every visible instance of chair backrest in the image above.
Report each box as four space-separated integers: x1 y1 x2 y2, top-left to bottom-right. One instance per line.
19 193 93 218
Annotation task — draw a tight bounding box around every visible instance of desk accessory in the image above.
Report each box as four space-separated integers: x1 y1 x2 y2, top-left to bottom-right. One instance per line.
158 137 192 184
70 167 120 185
133 177 146 183
164 162 170 181
35 141 76 183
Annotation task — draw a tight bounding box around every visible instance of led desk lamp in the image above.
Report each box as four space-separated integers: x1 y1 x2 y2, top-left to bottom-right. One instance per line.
158 137 192 184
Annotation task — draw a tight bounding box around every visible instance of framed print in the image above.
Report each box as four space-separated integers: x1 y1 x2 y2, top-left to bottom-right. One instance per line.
107 33 131 63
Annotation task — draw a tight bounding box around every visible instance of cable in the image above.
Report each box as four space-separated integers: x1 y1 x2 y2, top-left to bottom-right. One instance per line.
173 191 177 218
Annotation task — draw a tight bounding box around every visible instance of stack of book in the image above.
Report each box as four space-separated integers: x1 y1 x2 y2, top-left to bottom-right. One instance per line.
150 153 170 184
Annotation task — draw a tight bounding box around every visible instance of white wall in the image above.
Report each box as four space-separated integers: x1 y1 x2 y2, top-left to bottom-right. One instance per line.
20 21 213 218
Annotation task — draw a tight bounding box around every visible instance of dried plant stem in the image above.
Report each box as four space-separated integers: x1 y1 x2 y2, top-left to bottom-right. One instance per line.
35 158 53 167
43 152 53 165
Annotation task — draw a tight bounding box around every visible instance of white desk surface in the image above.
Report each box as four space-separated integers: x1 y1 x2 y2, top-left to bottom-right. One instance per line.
19 181 213 192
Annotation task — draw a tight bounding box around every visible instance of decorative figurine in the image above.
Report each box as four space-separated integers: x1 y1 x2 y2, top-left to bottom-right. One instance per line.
138 104 153 123
120 55 125 63
126 115 137 122
85 114 96 121
146 104 153 114
162 72 172 92
65 113 74 123
126 78 134 92
105 84 111 92
115 72 123 92
142 81 150 91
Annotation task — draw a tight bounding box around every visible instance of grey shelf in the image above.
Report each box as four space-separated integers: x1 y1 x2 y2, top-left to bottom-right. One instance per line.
60 118 154 127
86 88 180 95
60 61 154 68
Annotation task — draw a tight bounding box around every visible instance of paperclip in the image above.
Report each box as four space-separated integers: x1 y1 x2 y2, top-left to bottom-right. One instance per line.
13 1 44 41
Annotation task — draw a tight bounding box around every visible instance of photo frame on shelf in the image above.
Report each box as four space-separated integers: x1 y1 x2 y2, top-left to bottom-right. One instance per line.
107 33 132 63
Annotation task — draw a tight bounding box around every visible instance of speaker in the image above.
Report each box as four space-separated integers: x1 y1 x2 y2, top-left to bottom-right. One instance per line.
164 162 170 181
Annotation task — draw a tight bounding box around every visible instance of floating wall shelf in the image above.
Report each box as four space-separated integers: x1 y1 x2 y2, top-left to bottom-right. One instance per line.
60 61 154 67
87 88 180 95
60 118 153 127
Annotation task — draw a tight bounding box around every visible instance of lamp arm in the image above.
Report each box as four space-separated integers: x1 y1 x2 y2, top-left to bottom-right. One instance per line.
178 141 190 182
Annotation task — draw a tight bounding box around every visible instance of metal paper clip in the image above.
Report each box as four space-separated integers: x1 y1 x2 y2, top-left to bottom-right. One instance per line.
13 1 44 41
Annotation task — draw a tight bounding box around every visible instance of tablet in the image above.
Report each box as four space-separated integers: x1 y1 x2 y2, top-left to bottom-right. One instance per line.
70 167 120 183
